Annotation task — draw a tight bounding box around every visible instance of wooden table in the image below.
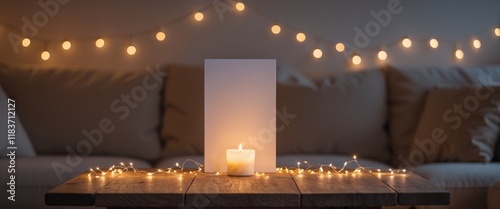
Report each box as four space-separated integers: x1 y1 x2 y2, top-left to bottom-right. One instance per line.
46 170 449 209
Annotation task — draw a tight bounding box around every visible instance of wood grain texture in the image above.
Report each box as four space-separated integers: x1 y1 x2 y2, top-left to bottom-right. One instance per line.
94 170 196 207
293 172 397 207
186 172 300 207
45 172 120 206
372 172 450 205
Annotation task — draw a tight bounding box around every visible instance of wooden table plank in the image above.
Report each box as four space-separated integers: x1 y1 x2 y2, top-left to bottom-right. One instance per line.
293 172 397 207
45 172 120 206
186 172 300 207
372 172 450 205
94 170 196 207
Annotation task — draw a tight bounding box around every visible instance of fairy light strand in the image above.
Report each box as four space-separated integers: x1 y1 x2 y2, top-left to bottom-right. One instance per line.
0 2 497 62
87 155 406 178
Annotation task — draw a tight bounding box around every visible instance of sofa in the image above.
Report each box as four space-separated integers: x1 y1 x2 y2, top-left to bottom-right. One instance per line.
1 63 500 209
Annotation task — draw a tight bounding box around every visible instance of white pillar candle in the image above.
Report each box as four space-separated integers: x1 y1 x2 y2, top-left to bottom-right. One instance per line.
226 144 255 176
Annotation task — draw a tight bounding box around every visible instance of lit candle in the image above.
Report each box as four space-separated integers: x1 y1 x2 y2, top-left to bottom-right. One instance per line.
226 144 255 176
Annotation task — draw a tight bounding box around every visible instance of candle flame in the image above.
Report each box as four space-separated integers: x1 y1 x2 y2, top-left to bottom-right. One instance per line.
238 143 242 152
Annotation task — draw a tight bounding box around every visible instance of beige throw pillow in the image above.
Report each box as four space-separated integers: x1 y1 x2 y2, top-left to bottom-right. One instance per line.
0 64 166 161
277 70 391 162
385 66 500 166
410 86 500 163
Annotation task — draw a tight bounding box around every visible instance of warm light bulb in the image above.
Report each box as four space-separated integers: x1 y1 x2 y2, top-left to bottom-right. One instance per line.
494 28 500 37
473 39 481 49
127 45 136 55
271 25 281 34
378 50 387 61
194 12 204 21
22 38 30 47
402 38 412 48
156 31 166 41
429 38 439 48
313 48 323 58
335 43 345 52
352 55 361 65
455 49 464 60
95 38 105 48
235 2 245 11
41 51 50 60
296 32 306 42
62 41 71 50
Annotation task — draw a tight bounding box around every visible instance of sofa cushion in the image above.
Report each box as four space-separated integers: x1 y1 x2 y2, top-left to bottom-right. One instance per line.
385 66 500 166
0 84 36 157
277 70 390 162
0 64 166 161
414 163 500 188
0 155 152 209
414 163 500 209
411 86 500 163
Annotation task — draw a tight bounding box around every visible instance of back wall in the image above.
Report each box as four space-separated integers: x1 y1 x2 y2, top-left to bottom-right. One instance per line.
1 0 499 78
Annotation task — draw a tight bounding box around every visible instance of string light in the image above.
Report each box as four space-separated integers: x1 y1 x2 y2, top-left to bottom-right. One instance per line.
41 50 50 60
377 50 387 61
95 38 105 48
472 38 481 49
402 37 412 48
429 38 439 48
62 40 71 50
3 2 497 65
455 48 464 60
335 43 345 52
22 38 30 47
127 45 136 55
271 24 281 34
313 48 323 58
88 159 204 178
296 32 306 42
156 31 166 41
194 12 204 21
352 54 361 65
235 2 245 11
276 155 406 175
88 155 406 179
